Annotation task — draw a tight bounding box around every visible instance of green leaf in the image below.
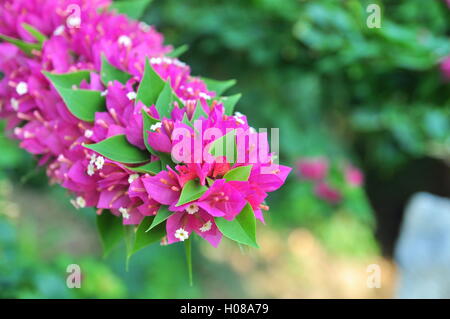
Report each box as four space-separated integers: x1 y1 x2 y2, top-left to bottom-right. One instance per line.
222 93 242 116
21 23 47 44
215 203 258 248
125 160 161 175
97 212 124 257
208 130 237 163
101 54 132 85
176 179 208 207
167 44 189 58
0 34 41 55
84 134 149 164
123 224 136 269
133 216 165 254
43 70 91 88
155 81 176 119
146 206 173 232
50 86 105 122
43 70 104 122
110 0 153 20
223 165 252 182
191 101 208 121
136 58 165 107
141 109 160 154
182 112 193 128
201 77 236 96
185 237 193 286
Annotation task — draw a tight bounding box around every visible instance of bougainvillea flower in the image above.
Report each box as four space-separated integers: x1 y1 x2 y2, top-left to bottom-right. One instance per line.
0 0 291 251
166 209 222 247
142 170 181 206
441 57 450 81
296 157 328 181
345 165 364 187
197 179 247 220
314 182 342 204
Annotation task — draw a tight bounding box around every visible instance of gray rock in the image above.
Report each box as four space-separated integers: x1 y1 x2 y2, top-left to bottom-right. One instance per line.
395 192 450 299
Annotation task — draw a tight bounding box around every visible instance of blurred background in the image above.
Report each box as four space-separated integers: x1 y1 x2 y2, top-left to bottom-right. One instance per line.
1 0 449 298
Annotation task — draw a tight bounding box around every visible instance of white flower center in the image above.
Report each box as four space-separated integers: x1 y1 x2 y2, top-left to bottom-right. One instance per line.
53 25 65 36
199 92 211 100
75 196 86 208
174 228 189 241
67 16 81 28
150 122 162 131
235 117 245 125
71 196 86 209
94 156 105 170
186 204 199 215
16 82 28 95
139 22 150 32
10 98 19 111
119 207 130 219
87 163 95 176
128 174 139 184
84 129 93 138
118 35 132 47
200 220 212 232
126 91 137 100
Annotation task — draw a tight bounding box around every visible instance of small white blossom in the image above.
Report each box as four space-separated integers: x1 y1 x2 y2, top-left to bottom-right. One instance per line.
128 174 139 184
150 122 162 131
119 207 130 219
235 116 245 125
10 98 19 111
75 196 86 208
89 154 97 164
175 228 189 241
87 163 95 176
84 129 93 138
16 82 28 95
150 57 162 65
118 35 132 47
53 25 65 36
101 90 108 97
23 131 33 139
67 16 81 28
199 220 212 233
139 22 151 32
94 156 105 170
126 91 137 100
199 92 211 100
186 204 199 215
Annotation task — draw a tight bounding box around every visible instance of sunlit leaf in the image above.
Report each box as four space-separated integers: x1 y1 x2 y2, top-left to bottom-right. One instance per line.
100 54 132 85
223 165 252 182
176 179 208 207
0 33 41 55
146 206 173 231
84 134 149 164
21 23 47 44
215 203 258 248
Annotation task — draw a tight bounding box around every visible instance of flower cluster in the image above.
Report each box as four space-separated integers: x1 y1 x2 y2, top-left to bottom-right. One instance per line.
296 157 363 204
0 0 290 250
